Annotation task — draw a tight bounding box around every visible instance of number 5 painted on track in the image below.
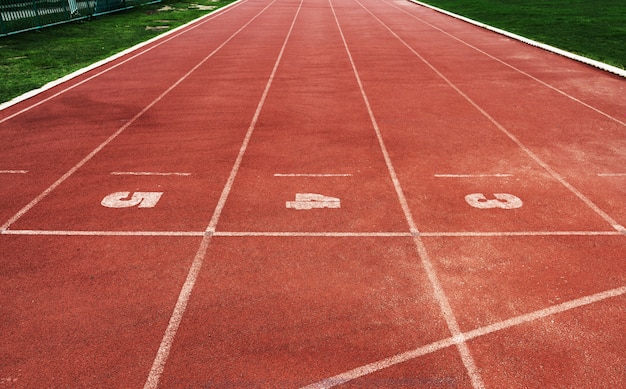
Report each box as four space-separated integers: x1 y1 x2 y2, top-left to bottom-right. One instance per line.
101 192 163 208
465 193 522 209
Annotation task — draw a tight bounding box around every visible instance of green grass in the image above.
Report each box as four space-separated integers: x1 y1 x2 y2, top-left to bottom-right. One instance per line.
0 0 236 104
416 0 626 70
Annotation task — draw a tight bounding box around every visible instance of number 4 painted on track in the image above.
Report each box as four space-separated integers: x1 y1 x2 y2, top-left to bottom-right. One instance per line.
101 192 163 208
286 193 341 210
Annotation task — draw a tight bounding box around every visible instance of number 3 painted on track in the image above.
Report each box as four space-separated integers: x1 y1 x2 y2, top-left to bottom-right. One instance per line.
465 193 522 209
101 192 163 208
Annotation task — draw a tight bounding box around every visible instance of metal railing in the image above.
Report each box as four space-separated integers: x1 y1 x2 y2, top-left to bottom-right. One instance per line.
1 0 159 35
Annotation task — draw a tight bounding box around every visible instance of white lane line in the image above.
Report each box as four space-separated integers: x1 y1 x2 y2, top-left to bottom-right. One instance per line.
0 0 248 117
331 1 484 388
1 230 204 237
434 173 513 178
214 231 412 237
111 171 192 176
362 0 625 235
0 170 28 174
393 0 626 127
143 1 305 388
274 173 353 177
0 1 264 234
597 173 626 177
1 229 621 237
419 230 622 237
301 285 626 388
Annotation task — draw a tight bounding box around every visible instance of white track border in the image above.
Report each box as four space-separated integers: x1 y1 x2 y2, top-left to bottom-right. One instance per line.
407 0 626 78
0 0 245 112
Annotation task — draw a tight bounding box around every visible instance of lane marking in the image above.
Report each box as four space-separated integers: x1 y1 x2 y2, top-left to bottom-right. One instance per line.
214 231 412 237
301 285 626 388
389 0 626 127
0 0 266 233
331 1 485 388
143 1 305 387
0 0 249 117
360 0 625 235
286 193 341 210
597 173 626 177
1 230 204 236
419 230 622 237
1 230 620 237
0 170 28 174
101 192 163 208
434 173 512 178
111 171 192 176
465 193 523 209
274 173 352 177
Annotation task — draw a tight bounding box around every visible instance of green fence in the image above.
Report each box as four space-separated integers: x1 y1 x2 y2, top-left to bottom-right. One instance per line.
0 0 160 35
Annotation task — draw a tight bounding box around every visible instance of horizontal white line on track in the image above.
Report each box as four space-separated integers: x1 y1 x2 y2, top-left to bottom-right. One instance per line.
419 231 623 237
273 173 353 177
0 170 28 174
214 231 412 237
1 230 205 237
1 230 621 237
434 173 512 178
597 173 626 177
111 172 192 176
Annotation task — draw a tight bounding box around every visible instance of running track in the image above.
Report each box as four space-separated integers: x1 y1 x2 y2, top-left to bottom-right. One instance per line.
1 0 625 387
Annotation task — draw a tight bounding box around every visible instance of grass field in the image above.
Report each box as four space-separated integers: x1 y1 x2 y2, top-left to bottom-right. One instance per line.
0 0 236 104
416 0 626 70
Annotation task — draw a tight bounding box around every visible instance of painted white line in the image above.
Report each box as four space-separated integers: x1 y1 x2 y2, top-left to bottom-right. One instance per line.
143 1 305 388
419 231 622 237
1 230 204 237
434 173 512 178
0 0 248 116
1 229 621 237
0 170 28 174
364 0 625 235
213 231 413 237
301 338 457 389
143 234 213 389
393 0 626 128
301 285 626 388
111 171 192 176
0 0 263 233
597 173 626 177
406 0 626 79
331 1 484 388
274 173 352 177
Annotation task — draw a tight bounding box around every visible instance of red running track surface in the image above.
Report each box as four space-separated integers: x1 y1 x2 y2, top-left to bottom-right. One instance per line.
1 0 624 387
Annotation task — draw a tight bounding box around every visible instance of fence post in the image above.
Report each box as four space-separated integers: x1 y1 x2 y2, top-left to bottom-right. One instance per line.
0 10 5 35
31 0 42 28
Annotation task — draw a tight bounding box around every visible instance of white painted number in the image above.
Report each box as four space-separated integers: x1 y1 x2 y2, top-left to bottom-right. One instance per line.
465 193 522 209
286 193 341 210
101 192 163 208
